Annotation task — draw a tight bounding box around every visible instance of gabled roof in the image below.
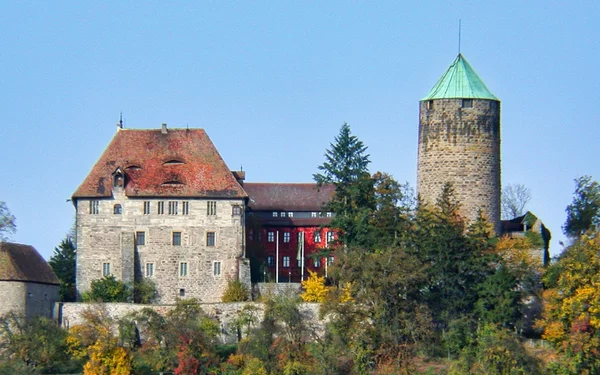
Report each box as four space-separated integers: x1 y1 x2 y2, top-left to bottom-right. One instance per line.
244 183 334 211
422 53 498 101
73 128 247 199
0 242 60 285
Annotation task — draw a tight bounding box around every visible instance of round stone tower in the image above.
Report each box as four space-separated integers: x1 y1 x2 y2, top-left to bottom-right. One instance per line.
417 53 501 233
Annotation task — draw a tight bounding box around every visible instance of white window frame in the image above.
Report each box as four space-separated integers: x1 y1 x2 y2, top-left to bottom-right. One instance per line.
213 261 222 276
267 231 275 242
182 201 189 215
179 262 188 277
207 201 217 216
168 201 178 215
102 262 111 276
282 256 290 268
283 232 290 243
90 200 100 214
146 262 154 277
143 201 151 215
158 201 165 215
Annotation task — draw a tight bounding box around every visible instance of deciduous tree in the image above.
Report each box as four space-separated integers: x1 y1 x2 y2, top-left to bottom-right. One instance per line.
501 184 532 220
563 175 600 239
0 201 16 241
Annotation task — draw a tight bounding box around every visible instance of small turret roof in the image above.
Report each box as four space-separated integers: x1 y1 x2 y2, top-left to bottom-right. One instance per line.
422 53 498 101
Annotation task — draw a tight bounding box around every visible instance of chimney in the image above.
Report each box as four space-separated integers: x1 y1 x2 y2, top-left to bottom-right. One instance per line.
161 123 167 134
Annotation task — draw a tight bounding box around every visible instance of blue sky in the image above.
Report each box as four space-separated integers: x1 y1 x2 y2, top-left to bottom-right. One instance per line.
0 1 598 260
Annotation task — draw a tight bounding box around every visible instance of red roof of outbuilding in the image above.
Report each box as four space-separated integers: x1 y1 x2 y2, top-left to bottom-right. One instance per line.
73 128 247 199
244 183 334 211
0 242 60 285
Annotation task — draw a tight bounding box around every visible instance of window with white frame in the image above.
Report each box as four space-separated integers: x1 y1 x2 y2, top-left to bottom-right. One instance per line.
326 231 334 244
267 231 274 242
232 205 241 216
158 201 165 215
283 232 290 243
327 256 334 266
288 212 293 217
102 262 110 276
90 200 100 214
272 212 278 217
206 232 216 247
314 231 321 243
311 212 317 218
282 256 290 268
267 255 274 267
179 262 188 277
173 232 182 246
207 201 217 216
143 201 151 215
146 263 154 277
182 201 189 215
168 201 178 215
136 231 145 246
314 258 321 268
213 261 221 276
326 212 332 217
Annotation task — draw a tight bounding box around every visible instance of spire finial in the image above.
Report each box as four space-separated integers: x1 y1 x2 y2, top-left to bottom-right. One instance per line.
119 112 123 127
458 19 462 55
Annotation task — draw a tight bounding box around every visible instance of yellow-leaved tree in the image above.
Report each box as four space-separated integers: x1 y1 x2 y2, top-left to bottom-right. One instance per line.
300 270 330 302
537 230 600 373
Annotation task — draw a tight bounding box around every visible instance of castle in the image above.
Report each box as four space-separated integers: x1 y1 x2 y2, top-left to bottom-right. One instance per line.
72 53 548 304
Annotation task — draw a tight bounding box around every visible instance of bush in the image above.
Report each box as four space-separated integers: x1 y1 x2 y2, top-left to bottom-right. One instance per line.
82 276 130 302
133 278 157 304
222 279 250 302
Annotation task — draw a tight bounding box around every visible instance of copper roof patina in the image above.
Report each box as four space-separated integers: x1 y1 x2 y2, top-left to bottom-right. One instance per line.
422 53 498 101
0 242 60 285
73 128 247 199
244 183 334 212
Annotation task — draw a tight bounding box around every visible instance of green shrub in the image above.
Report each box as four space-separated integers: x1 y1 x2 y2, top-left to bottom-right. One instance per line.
222 279 250 302
81 275 130 302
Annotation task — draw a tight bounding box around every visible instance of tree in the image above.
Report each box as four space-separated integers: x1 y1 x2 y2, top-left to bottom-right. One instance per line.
48 235 77 302
537 229 600 373
501 184 532 220
563 175 600 239
313 123 375 248
0 201 16 241
81 276 130 302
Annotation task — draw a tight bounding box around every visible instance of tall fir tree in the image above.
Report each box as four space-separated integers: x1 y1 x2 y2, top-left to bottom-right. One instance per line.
313 123 375 248
48 236 77 302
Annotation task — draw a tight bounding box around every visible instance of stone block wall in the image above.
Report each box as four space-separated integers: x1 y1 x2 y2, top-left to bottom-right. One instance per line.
76 190 247 304
418 98 501 233
0 281 58 319
58 301 323 344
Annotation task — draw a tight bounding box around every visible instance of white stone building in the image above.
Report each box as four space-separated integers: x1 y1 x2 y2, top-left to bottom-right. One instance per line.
72 124 249 304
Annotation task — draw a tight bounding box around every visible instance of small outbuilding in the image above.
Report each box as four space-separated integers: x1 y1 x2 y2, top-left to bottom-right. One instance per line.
0 242 60 318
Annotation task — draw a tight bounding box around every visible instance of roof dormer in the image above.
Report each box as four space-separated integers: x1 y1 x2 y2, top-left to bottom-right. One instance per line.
113 167 125 188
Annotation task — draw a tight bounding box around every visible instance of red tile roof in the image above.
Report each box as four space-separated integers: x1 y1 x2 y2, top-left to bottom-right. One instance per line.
73 128 247 199
0 242 60 285
244 183 334 211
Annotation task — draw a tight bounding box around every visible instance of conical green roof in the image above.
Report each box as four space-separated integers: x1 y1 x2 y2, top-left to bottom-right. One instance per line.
422 54 498 101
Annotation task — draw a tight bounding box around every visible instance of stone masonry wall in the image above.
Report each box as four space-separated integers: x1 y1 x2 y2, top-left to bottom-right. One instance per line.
418 99 501 233
0 281 59 319
58 302 323 344
76 189 247 304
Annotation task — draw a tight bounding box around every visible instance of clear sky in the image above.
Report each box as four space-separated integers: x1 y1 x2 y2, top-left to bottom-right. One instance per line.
1 1 598 260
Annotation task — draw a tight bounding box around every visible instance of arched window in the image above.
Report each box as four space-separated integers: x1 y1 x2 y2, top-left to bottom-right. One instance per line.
113 168 124 188
113 204 122 214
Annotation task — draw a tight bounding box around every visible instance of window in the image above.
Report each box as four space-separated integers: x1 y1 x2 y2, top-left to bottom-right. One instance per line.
267 255 274 267
113 170 124 187
168 201 178 215
326 212 332 218
280 212 285 217
282 256 290 268
283 232 290 243
248 229 254 241
182 201 189 215
326 231 334 244
207 201 217 216
311 212 317 218
267 231 275 242
272 212 278 217
206 232 216 247
136 231 145 246
179 288 185 297
232 205 241 216
213 261 221 276
288 212 294 218
327 256 334 266
158 201 165 215
314 231 321 243
179 262 188 277
462 99 473 108
314 258 321 268
102 263 110 276
427 100 434 110
113 204 122 214
90 200 100 214
173 232 182 246
146 263 154 277
143 201 151 215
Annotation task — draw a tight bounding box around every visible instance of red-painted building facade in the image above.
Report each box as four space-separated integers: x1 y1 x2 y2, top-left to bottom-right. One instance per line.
243 183 335 283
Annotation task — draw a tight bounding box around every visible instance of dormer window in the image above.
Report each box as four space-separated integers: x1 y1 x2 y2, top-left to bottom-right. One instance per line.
113 168 125 188
126 165 142 171
164 159 185 165
162 180 184 186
